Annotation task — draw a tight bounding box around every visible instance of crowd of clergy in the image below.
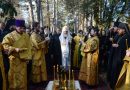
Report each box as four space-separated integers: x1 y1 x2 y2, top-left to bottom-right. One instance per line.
0 18 130 90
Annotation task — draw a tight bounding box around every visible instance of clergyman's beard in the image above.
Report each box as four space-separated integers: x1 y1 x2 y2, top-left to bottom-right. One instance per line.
16 30 23 34
63 34 68 38
44 34 48 37
90 34 94 37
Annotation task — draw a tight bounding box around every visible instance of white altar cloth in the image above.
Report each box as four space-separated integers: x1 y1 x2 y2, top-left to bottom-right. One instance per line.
45 80 81 90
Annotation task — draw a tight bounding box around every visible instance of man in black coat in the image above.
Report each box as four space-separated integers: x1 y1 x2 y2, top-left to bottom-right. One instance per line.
107 22 121 81
108 22 130 89
50 28 62 66
0 22 6 90
0 22 9 89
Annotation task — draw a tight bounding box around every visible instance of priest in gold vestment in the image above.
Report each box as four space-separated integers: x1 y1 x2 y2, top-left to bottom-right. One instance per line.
73 30 84 67
0 43 6 90
79 28 99 86
2 19 32 90
116 48 130 90
30 22 47 83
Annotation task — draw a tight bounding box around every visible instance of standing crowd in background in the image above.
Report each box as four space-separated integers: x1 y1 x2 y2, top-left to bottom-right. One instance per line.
0 18 130 90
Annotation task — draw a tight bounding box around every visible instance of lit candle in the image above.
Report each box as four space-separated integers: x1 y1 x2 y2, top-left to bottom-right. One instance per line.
65 87 67 90
112 39 114 44
65 73 66 81
69 65 71 81
57 65 59 80
126 39 128 49
64 73 67 88
53 65 55 81
72 70 75 89
72 70 74 81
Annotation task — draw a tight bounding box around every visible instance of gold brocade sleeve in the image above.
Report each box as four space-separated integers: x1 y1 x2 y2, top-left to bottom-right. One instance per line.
2 33 33 60
80 36 86 56
84 39 98 53
31 33 45 50
2 34 15 55
124 48 130 62
80 43 86 57
38 40 46 49
30 34 40 49
123 56 130 62
73 35 82 44
73 36 77 42
31 33 45 60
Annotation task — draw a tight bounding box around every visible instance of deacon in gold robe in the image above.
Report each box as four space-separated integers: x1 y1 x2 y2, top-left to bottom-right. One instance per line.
79 28 99 86
30 22 47 83
2 19 32 90
0 43 6 90
116 48 130 90
73 30 84 67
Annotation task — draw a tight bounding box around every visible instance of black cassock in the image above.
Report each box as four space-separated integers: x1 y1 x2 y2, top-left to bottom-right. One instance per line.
0 29 10 89
108 34 130 89
50 33 62 66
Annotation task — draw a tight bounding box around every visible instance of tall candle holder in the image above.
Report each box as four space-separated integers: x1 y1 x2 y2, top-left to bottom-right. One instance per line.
57 65 59 81
53 65 55 81
72 70 75 89
68 65 71 89
69 65 71 81
64 72 67 89
53 65 59 90
72 70 74 82
53 65 75 90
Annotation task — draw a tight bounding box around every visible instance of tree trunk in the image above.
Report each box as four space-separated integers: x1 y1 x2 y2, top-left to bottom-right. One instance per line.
83 13 85 31
28 0 34 26
46 0 50 27
40 2 44 27
36 0 41 23
56 0 58 27
93 1 99 26
53 0 56 32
